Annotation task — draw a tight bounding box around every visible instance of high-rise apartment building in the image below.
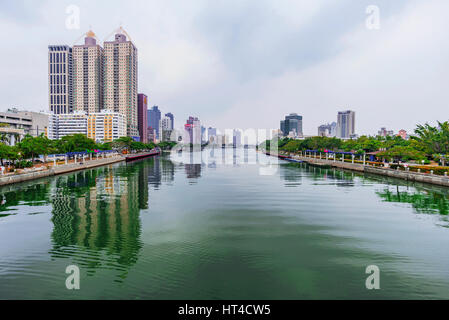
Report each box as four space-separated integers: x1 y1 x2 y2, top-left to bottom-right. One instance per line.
73 31 104 114
137 94 148 143
280 113 303 137
49 27 140 141
48 45 73 114
148 106 161 139
104 28 138 139
337 110 355 139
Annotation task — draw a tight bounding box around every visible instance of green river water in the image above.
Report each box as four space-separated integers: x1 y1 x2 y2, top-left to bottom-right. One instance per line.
0 149 449 299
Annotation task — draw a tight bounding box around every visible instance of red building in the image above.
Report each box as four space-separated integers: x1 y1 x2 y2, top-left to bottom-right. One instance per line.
138 94 148 143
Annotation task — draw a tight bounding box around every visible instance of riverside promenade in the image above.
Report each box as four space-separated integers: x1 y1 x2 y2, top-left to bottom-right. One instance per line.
271 152 449 188
0 154 124 187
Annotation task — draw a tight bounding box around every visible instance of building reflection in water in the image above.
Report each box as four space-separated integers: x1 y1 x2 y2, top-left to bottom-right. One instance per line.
48 157 179 281
147 156 175 189
50 164 145 280
185 164 201 180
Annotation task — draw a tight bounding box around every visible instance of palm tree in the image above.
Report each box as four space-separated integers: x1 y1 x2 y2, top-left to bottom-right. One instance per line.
12 133 21 144
0 133 10 145
414 121 449 155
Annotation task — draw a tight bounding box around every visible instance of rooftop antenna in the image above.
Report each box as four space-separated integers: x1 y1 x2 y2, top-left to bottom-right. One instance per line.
73 26 99 45
103 24 133 42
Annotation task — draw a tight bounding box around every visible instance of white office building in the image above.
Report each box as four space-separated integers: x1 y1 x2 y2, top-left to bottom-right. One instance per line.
53 111 88 139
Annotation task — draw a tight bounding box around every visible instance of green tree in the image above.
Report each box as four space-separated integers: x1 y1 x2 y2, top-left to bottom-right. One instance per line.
413 121 449 155
0 133 10 145
130 141 146 151
377 146 426 162
112 136 133 151
157 141 177 150
55 134 97 153
0 143 19 166
145 142 156 150
17 134 53 163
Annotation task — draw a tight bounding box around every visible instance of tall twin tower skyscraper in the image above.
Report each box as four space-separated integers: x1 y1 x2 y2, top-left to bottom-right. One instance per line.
48 27 139 138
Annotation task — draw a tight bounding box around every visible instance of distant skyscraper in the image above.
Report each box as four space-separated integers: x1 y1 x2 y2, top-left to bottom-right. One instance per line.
147 127 156 143
378 127 394 137
207 127 217 137
318 122 337 137
318 124 330 137
73 30 104 114
48 45 72 114
159 116 174 142
330 122 337 137
280 113 303 137
148 106 161 139
137 94 148 143
165 112 174 130
337 110 355 139
201 126 207 143
160 116 173 131
104 28 138 138
233 129 242 147
208 127 217 144
184 116 201 144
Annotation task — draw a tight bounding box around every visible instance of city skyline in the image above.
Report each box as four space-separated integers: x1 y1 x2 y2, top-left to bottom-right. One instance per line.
1 1 448 136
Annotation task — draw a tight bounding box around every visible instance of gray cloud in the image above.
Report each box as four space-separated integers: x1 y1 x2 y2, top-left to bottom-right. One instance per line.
0 0 447 136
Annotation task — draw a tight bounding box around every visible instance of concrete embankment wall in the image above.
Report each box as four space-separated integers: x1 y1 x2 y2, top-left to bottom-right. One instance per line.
0 156 124 187
293 155 449 187
364 166 449 187
295 156 365 172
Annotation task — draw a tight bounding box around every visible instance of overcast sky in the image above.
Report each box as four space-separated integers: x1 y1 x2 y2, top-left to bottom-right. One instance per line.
0 0 448 135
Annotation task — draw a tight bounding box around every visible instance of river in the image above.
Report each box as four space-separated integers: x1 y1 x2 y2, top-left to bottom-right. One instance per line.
0 148 448 299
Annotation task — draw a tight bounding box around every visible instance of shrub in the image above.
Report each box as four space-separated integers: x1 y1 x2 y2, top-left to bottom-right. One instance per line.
15 160 33 168
389 164 405 170
409 165 449 175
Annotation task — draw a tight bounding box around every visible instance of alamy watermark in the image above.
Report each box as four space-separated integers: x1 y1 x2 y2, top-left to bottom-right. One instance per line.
365 265 380 290
366 5 380 30
169 128 280 176
65 5 80 30
65 265 80 290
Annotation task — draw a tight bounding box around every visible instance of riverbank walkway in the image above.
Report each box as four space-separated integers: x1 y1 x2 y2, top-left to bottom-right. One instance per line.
0 152 124 187
267 151 449 188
